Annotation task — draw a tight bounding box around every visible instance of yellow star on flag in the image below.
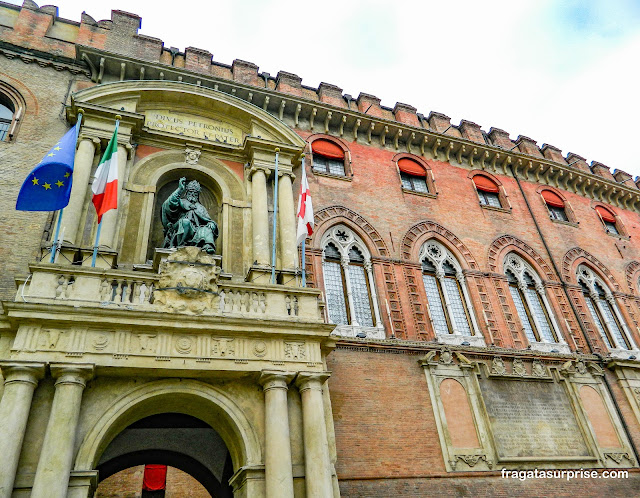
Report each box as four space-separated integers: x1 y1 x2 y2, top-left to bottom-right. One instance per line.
31 177 39 185
54 146 62 151
47 153 55 157
55 180 64 187
64 172 70 178
43 183 52 190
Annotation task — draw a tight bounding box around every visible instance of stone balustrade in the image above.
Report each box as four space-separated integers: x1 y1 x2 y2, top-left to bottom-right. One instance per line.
16 263 324 322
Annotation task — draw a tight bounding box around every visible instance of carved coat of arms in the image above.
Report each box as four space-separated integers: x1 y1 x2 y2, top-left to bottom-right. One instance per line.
153 246 221 314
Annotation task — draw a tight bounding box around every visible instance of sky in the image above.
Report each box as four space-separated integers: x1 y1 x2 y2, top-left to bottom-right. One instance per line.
8 0 640 177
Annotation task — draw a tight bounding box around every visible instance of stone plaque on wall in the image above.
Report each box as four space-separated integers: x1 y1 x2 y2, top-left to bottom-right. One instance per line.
144 110 243 144
478 377 591 460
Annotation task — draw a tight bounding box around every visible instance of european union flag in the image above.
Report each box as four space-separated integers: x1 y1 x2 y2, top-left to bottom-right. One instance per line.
15 123 79 211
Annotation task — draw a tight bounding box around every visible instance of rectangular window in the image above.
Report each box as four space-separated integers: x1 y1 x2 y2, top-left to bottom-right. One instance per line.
347 264 374 327
322 261 349 325
548 205 569 221
313 154 345 176
400 172 428 193
509 286 537 343
524 288 556 342
422 274 449 335
443 278 472 335
478 190 501 208
584 298 615 349
598 298 629 349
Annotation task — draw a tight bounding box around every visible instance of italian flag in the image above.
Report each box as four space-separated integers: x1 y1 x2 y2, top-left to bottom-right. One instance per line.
91 122 119 223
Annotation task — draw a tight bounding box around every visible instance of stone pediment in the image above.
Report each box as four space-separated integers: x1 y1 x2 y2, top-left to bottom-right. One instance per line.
69 80 306 149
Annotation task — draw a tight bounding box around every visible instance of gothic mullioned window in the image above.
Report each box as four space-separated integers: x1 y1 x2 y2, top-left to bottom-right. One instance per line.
321 225 384 339
504 254 566 352
578 265 636 353
420 240 483 346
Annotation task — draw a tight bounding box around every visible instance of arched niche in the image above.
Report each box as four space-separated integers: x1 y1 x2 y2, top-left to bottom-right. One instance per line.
148 167 223 262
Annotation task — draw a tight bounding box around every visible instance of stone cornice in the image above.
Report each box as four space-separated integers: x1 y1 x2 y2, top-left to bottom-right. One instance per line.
76 47 640 214
0 40 90 76
2 301 334 337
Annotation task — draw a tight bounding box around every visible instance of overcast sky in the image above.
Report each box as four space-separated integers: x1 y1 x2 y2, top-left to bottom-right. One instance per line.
10 0 640 178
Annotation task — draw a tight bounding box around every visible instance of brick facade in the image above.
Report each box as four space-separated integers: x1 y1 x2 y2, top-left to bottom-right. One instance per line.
1 2 640 497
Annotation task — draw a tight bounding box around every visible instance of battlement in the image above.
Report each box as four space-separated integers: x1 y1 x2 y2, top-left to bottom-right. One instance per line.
0 0 636 185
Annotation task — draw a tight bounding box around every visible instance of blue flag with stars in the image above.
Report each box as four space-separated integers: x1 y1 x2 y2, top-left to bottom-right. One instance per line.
15 123 79 211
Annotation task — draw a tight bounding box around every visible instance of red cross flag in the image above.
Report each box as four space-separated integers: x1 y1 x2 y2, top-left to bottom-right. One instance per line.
296 160 314 245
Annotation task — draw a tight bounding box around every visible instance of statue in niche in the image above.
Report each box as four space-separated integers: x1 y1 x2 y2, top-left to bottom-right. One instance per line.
161 177 219 254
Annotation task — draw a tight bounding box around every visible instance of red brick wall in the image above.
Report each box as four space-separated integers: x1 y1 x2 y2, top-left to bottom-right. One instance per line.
327 348 445 479
97 465 210 497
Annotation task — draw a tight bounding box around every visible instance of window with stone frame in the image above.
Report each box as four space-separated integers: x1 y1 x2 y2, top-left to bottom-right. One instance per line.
472 175 502 208
504 253 561 346
541 190 569 222
420 240 482 344
311 139 346 176
397 157 429 193
321 225 382 333
578 265 635 351
595 206 621 235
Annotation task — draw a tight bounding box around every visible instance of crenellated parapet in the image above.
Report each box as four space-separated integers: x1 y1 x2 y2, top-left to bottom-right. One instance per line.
1 0 639 209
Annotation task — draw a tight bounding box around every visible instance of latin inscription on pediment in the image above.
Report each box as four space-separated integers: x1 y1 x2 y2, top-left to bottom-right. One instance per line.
144 110 243 145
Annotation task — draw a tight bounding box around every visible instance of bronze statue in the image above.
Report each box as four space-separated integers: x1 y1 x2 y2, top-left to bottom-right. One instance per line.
161 177 218 254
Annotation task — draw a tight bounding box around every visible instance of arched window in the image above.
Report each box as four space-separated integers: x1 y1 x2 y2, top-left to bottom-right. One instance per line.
541 190 568 222
595 206 621 235
0 95 15 141
420 240 482 345
472 175 501 208
578 265 635 352
321 225 383 338
311 139 346 176
504 254 565 350
398 157 428 193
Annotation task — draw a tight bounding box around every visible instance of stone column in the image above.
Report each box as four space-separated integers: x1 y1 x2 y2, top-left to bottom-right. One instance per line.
278 172 297 270
0 362 44 497
98 144 128 249
295 372 333 498
259 370 295 498
251 167 270 266
63 137 98 245
31 364 94 498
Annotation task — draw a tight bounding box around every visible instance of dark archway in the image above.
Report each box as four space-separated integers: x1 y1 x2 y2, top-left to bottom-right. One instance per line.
97 413 234 497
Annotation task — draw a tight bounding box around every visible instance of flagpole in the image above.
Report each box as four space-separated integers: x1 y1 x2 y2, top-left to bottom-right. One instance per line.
49 111 83 263
91 115 118 268
50 208 64 263
91 220 102 267
301 238 306 287
271 148 280 284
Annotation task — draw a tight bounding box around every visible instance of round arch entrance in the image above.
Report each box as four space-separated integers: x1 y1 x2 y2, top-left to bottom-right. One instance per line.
96 413 234 497
75 380 263 497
